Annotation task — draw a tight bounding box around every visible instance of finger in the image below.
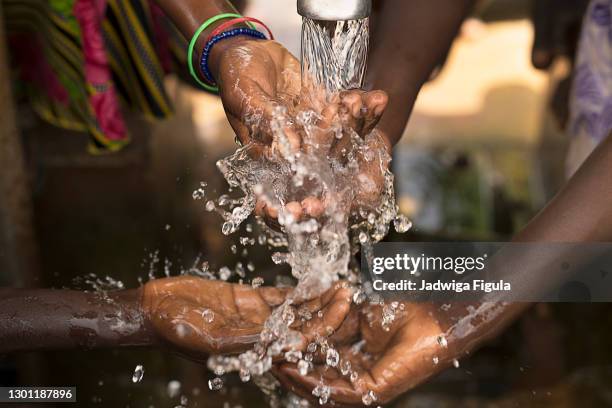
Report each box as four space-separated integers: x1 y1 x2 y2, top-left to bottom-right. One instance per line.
255 199 267 217
227 114 252 145
361 90 388 135
531 0 555 69
259 286 291 307
222 78 282 144
339 90 365 134
301 286 353 342
328 307 360 346
276 364 363 406
272 126 301 155
283 201 303 223
301 197 325 218
300 101 339 154
152 297 261 355
266 204 279 220
340 90 365 120
232 284 274 324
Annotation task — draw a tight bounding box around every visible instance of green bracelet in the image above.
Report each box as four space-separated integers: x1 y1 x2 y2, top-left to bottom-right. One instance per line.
187 13 255 93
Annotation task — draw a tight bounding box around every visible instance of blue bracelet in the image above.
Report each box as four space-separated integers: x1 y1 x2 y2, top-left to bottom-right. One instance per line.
200 28 267 86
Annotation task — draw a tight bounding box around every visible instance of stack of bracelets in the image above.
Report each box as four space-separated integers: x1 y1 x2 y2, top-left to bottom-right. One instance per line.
187 13 274 93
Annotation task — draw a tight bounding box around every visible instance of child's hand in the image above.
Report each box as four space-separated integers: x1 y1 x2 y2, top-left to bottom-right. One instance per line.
142 277 353 360
213 38 390 228
274 302 452 406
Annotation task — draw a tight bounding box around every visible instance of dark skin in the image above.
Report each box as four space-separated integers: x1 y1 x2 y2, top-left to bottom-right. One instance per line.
155 0 390 226
271 1 609 403
367 0 476 145
0 277 353 360
2 134 611 402
275 131 612 406
4 1 603 404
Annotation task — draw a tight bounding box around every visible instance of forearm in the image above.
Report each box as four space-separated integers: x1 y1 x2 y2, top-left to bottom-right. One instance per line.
154 0 252 81
154 0 237 41
367 0 475 145
0 288 154 353
448 133 612 357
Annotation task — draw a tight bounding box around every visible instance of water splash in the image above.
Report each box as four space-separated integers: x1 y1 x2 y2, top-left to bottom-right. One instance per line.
198 15 412 406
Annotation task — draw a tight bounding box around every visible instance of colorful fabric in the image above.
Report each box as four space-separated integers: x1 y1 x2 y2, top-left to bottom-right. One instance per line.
4 0 187 153
567 0 612 175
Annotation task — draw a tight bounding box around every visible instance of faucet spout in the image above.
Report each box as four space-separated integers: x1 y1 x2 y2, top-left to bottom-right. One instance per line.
297 0 372 21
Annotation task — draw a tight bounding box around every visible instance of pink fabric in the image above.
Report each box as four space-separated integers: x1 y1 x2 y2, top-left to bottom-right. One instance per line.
73 0 127 141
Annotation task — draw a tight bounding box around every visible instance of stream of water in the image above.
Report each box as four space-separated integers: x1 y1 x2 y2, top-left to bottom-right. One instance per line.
204 17 411 406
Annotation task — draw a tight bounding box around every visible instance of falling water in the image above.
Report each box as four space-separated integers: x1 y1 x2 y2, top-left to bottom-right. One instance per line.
301 18 370 93
203 15 411 406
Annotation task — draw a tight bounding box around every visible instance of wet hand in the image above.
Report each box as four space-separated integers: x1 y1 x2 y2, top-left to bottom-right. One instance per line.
142 277 353 361
274 303 454 406
210 38 390 229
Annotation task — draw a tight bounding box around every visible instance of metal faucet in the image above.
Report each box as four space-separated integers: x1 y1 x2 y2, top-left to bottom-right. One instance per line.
297 0 372 21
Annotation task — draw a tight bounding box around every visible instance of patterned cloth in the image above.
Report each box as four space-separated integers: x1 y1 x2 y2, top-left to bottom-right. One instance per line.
4 0 187 153
567 0 612 176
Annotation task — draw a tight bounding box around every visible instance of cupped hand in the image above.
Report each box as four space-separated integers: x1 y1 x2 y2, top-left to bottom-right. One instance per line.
142 276 354 361
210 38 390 228
274 302 454 406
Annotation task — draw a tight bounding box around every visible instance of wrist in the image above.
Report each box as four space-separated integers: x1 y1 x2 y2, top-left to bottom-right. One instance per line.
108 288 157 347
207 36 262 84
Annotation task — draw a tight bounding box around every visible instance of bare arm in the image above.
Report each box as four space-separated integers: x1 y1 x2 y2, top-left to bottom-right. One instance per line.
153 0 249 80
0 289 152 353
367 0 475 145
276 133 612 405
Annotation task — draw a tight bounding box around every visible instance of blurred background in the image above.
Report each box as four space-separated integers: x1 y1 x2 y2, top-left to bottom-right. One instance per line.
1 0 612 406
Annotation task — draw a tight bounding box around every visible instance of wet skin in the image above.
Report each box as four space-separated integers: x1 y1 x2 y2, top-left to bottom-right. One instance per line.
142 277 354 360
154 0 392 228
210 37 391 228
0 277 353 360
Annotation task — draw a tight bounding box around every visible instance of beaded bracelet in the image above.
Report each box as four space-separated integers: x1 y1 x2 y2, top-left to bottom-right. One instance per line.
206 17 274 46
187 13 256 92
200 28 267 87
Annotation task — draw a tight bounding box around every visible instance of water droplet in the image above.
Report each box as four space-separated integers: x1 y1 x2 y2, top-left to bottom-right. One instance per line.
285 350 302 363
222 221 235 236
208 377 224 391
219 267 232 281
437 335 448 348
362 390 377 406
359 231 369 243
202 309 214 323
352 289 366 305
453 359 460 368
326 348 339 367
167 380 181 398
312 385 330 405
298 360 311 376
394 214 412 233
340 360 351 375
251 277 264 288
239 368 251 382
132 365 144 383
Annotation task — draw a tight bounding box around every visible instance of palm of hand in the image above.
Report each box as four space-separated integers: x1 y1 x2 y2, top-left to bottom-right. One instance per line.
143 277 287 359
142 277 355 362
217 39 391 227
275 303 449 406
